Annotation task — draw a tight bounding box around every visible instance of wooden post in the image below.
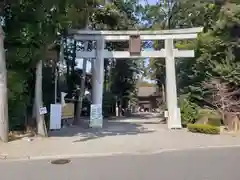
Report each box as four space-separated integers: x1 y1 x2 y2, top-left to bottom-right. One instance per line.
75 50 87 125
75 4 89 125
0 26 8 142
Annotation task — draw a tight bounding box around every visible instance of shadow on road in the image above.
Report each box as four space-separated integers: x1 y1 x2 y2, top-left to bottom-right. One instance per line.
48 112 165 142
108 113 163 121
48 120 155 142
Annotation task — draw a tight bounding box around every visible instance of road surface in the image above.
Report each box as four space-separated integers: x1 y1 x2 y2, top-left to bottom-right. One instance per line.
1 147 240 180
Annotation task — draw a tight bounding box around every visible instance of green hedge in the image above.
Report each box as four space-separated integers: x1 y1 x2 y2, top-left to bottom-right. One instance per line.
187 124 220 134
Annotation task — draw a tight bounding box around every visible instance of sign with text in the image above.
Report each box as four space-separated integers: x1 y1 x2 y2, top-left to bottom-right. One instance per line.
90 104 103 128
39 107 47 115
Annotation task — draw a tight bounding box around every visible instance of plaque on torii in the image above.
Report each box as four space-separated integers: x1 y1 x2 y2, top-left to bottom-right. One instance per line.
129 35 141 56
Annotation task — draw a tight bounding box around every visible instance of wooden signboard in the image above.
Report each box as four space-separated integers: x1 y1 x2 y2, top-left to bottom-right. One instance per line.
129 35 141 56
61 103 74 119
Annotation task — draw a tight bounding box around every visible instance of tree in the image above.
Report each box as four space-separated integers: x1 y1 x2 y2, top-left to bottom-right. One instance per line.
203 78 240 115
0 0 147 140
0 26 8 142
203 78 240 130
2 0 91 133
142 1 174 104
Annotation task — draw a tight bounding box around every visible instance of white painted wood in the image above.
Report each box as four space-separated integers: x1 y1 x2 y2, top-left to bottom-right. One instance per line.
165 39 182 129
91 38 104 128
76 49 194 59
175 50 194 57
74 33 198 41
74 35 127 41
50 104 62 130
71 27 203 130
138 34 198 40
70 27 203 35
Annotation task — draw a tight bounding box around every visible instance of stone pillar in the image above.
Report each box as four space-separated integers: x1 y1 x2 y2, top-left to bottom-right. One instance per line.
91 37 105 127
165 39 182 129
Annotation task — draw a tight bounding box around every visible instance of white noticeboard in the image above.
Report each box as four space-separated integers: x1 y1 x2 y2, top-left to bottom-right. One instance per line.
50 104 62 130
90 104 103 128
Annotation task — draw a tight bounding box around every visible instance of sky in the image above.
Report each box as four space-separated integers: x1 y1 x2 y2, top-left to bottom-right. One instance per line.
140 0 157 5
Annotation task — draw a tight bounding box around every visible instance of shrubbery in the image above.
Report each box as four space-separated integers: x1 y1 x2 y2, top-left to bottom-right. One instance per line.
187 124 220 134
207 117 222 127
179 95 199 126
178 95 223 129
197 109 222 126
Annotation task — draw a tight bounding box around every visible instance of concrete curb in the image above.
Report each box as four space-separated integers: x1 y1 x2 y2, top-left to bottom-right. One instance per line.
2 144 240 162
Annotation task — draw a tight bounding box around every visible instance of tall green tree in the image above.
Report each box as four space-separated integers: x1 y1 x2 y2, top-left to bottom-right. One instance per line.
2 0 93 132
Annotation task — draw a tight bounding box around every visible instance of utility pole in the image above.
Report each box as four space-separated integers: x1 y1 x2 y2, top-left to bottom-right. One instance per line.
35 60 47 136
0 26 8 142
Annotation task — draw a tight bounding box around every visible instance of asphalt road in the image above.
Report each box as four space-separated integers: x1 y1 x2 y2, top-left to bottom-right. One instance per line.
1 147 240 180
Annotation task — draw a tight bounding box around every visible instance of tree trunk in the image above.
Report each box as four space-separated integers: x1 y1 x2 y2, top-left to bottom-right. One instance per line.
54 66 58 104
161 83 166 103
0 26 8 142
35 60 47 137
54 50 59 104
108 60 112 92
32 100 36 119
74 3 90 125
74 58 87 125
119 98 123 117
104 59 109 92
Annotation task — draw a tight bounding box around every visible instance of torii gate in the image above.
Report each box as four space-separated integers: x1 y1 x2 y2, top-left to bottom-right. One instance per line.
69 27 203 129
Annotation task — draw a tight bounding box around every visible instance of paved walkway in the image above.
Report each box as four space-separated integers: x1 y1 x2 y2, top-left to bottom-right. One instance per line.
1 114 240 160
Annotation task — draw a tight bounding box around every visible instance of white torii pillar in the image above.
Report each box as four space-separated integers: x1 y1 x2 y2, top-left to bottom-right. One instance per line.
165 39 181 129
91 37 105 127
92 38 105 105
